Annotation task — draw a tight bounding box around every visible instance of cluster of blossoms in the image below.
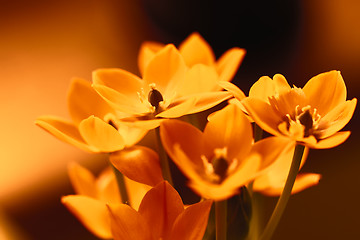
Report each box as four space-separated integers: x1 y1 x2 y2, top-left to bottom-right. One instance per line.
36 33 356 240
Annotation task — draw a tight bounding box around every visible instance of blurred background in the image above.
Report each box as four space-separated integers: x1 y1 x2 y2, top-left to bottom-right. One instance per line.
0 0 359 239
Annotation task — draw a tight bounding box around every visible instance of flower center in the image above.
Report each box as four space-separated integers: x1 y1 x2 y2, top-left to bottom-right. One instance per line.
201 148 238 184
279 105 321 138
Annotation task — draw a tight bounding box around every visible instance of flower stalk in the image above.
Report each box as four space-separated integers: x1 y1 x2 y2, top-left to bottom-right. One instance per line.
260 144 305 240
215 200 227 240
111 163 129 204
155 127 173 185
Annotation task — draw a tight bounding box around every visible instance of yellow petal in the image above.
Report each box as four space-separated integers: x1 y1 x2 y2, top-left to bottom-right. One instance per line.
138 181 184 239
107 204 153 240
241 97 283 137
254 173 321 196
216 47 246 82
156 97 197 118
119 117 166 131
252 146 310 194
92 68 143 98
178 64 219 96
219 81 246 101
179 32 215 67
138 41 165 76
96 167 121 204
303 71 347 116
35 116 97 152
67 78 114 125
110 146 163 187
61 195 112 239
170 200 213 240
67 162 96 197
79 116 125 152
107 116 148 147
250 136 294 172
249 76 276 102
183 91 233 115
92 83 149 115
317 98 357 139
124 178 152 211
160 120 204 167
308 131 351 149
204 104 253 161
143 44 186 101
273 74 291 95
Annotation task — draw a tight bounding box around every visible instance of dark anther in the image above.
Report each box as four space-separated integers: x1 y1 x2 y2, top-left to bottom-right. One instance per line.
148 88 163 109
108 120 118 130
299 109 313 137
212 156 229 183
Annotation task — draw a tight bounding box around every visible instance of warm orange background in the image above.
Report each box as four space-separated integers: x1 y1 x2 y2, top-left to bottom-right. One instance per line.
0 0 359 239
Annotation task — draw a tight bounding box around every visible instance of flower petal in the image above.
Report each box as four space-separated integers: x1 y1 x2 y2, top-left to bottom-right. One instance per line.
107 204 153 240
138 41 165 76
308 131 351 149
67 162 96 198
216 47 246 82
160 119 204 167
143 44 186 100
35 116 97 152
178 64 219 96
138 181 184 239
92 84 149 115
110 146 163 187
179 32 215 67
241 97 283 137
204 103 253 161
79 116 125 152
303 71 347 116
254 173 321 196
252 146 313 195
61 195 112 239
121 116 167 131
273 74 291 94
250 136 294 172
96 167 121 204
184 91 233 115
124 178 152 211
170 200 213 240
156 97 197 118
92 68 143 98
249 76 276 102
219 81 246 101
67 78 114 125
317 98 357 139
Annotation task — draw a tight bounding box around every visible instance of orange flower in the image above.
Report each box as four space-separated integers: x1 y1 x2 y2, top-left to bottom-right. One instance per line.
107 181 212 240
36 78 147 152
138 32 246 96
62 162 153 239
252 146 321 196
160 103 292 201
241 71 357 149
92 44 233 130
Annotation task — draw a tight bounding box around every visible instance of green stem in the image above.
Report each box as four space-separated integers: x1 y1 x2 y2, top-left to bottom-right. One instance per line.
260 144 305 240
215 200 227 240
111 163 129 204
155 127 173 185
